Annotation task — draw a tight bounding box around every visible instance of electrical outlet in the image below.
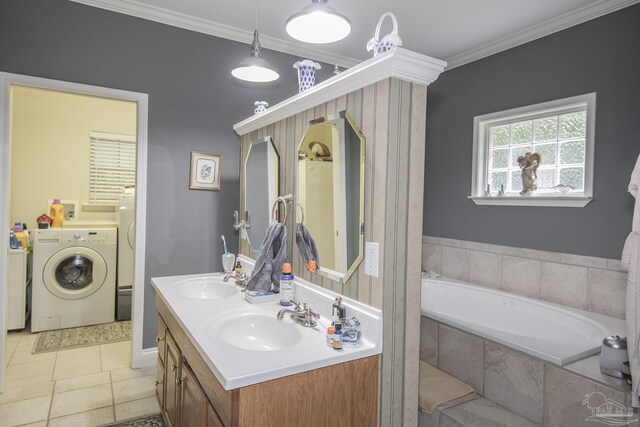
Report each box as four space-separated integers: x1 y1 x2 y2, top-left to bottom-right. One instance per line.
365 241 379 277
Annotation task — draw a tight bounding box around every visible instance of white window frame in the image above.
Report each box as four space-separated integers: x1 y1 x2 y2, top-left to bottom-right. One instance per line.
89 131 136 205
470 93 595 207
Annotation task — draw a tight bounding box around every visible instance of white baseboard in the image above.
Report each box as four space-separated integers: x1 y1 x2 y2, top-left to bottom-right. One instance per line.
132 347 158 368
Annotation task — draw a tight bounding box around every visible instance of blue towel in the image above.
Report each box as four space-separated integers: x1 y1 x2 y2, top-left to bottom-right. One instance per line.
245 221 288 292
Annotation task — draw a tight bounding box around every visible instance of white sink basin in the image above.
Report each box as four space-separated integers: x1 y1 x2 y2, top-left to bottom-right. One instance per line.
172 276 238 300
212 312 301 352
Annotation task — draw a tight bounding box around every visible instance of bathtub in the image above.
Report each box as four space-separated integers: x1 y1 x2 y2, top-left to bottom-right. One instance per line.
421 276 627 365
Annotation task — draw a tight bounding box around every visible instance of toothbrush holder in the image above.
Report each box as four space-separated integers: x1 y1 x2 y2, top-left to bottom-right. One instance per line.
222 253 236 273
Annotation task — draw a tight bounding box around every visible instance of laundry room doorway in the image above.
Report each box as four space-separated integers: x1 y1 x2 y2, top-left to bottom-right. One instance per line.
0 73 149 392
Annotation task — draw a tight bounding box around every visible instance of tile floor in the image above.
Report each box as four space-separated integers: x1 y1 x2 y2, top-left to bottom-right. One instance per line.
1 330 159 427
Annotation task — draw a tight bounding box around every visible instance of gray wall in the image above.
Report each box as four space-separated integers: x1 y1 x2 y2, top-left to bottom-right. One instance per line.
0 0 334 348
424 5 640 259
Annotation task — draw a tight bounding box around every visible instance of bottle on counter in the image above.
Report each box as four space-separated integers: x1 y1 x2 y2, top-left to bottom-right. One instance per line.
12 223 28 250
332 322 343 350
49 199 65 227
279 263 294 306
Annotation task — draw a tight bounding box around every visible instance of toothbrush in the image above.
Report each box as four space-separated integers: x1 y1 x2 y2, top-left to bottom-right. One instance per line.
221 235 228 255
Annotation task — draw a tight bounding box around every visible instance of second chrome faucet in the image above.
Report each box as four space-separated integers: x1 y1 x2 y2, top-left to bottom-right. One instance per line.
277 301 320 328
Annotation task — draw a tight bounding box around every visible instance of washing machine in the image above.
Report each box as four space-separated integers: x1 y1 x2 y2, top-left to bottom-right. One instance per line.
115 190 135 320
32 228 117 332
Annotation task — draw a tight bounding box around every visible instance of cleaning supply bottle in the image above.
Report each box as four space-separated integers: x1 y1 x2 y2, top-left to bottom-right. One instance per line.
9 232 18 249
332 322 343 350
49 199 65 227
279 263 294 306
12 223 28 250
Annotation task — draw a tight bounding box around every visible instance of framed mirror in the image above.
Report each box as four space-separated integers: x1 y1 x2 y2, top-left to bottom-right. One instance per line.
296 111 365 283
244 136 279 252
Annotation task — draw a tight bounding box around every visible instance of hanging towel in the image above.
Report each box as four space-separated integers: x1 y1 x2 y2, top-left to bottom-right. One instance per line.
296 223 320 272
623 153 640 407
245 221 288 292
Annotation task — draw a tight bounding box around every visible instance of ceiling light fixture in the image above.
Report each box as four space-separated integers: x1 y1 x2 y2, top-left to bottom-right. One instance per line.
231 2 279 82
285 0 351 44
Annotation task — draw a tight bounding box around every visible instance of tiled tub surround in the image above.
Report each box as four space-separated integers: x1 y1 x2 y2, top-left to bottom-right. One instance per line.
420 317 637 426
422 236 628 319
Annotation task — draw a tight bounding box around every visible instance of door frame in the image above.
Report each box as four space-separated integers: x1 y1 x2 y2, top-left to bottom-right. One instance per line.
0 72 150 392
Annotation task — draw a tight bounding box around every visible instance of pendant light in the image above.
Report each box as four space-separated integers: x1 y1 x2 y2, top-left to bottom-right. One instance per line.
286 0 351 44
231 2 279 82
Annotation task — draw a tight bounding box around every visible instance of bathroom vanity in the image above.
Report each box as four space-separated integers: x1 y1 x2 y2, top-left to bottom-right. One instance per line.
152 266 382 427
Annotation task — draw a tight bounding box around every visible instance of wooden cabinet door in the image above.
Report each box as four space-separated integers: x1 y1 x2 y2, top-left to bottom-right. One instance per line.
163 332 181 427
157 315 167 365
179 359 209 427
207 401 224 427
156 357 165 409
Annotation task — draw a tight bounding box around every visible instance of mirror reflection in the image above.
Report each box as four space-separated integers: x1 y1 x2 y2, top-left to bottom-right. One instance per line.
297 111 365 283
245 136 279 252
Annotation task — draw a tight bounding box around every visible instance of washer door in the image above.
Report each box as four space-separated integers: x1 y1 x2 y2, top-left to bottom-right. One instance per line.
43 247 107 300
127 220 135 250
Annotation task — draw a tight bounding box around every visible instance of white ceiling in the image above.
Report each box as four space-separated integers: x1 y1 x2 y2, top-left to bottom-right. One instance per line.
71 0 638 68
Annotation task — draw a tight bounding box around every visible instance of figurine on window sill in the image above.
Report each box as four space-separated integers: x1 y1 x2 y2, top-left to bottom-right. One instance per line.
518 152 541 195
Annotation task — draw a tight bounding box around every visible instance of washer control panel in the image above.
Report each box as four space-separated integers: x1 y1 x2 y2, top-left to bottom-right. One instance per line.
61 228 117 244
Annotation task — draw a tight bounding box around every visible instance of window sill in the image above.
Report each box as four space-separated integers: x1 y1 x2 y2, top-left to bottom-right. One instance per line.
468 195 592 207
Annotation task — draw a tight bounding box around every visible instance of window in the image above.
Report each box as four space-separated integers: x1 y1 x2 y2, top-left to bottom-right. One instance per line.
89 131 136 205
470 93 595 207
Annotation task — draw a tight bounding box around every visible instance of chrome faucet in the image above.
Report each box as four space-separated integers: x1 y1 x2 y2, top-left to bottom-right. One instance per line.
223 271 248 289
277 301 320 328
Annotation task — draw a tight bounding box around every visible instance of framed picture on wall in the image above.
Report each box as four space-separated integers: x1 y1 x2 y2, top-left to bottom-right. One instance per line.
189 151 221 191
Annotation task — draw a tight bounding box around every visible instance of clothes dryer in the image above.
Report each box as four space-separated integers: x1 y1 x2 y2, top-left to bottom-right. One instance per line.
116 191 135 320
32 228 116 331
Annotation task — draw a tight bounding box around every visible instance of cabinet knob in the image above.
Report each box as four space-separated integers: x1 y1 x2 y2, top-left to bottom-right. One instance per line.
155 336 161 343
171 363 177 371
176 377 184 385
155 380 161 386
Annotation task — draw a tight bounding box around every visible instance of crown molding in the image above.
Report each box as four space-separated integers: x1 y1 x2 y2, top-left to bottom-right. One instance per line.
234 48 446 136
445 0 640 69
67 0 360 68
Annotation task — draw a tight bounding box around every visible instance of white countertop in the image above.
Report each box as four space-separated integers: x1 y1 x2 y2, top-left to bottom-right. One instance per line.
151 257 382 390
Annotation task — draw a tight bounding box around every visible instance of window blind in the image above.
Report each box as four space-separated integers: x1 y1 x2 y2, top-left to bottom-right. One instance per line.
89 132 136 204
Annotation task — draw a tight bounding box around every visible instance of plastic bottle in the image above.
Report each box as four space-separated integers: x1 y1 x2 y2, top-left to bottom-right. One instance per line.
279 263 294 306
9 232 18 249
49 199 65 228
326 325 335 346
332 323 343 350
12 223 28 251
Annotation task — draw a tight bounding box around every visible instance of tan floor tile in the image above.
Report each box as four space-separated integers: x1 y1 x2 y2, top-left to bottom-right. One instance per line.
5 359 55 382
15 422 47 427
0 395 51 426
115 396 160 421
5 373 55 388
0 381 54 405
14 334 38 352
53 349 102 380
48 406 114 427
110 365 156 383
8 348 57 366
54 371 111 393
50 383 112 418
112 375 156 404
100 341 131 371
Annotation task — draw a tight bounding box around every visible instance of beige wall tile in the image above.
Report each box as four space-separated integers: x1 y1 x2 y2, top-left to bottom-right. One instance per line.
560 253 608 269
488 244 523 257
469 250 501 289
545 365 634 426
521 248 560 262
442 397 538 427
540 262 588 310
441 246 470 282
483 342 544 424
422 243 441 274
50 383 112 418
501 256 541 298
419 317 438 366
587 269 627 319
438 325 483 393
459 240 489 251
